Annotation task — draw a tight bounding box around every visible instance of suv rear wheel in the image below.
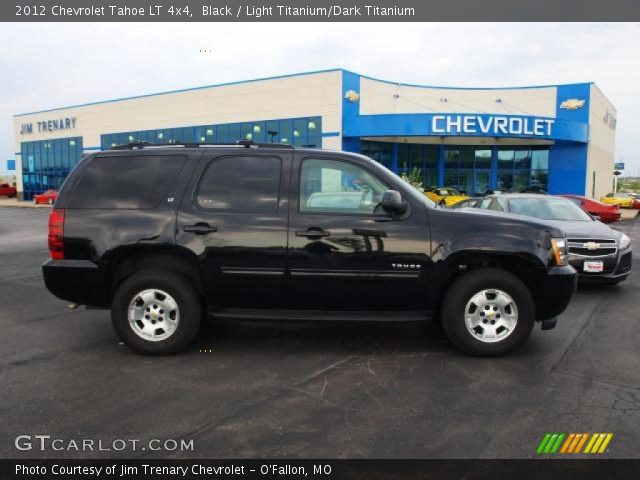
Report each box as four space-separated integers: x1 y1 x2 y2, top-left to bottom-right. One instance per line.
111 269 202 355
441 268 535 357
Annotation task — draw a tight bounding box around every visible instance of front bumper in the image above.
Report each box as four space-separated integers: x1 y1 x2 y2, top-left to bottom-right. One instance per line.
536 265 577 321
42 259 110 307
571 249 632 284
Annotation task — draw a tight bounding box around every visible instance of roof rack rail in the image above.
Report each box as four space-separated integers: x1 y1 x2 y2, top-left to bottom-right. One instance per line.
110 140 295 150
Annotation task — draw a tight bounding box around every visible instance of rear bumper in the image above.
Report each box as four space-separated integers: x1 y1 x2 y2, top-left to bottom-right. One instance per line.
42 259 110 307
536 265 577 321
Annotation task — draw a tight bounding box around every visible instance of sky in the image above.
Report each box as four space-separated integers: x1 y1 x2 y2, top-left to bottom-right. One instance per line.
1 22 639 176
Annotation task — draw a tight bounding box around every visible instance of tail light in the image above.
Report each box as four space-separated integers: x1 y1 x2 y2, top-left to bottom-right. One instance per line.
48 209 65 259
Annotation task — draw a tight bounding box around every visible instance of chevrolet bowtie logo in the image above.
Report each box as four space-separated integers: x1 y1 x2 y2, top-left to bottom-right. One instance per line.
583 242 600 250
344 90 360 103
560 99 586 110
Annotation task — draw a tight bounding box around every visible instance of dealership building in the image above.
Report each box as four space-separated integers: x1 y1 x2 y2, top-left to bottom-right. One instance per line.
12 69 617 201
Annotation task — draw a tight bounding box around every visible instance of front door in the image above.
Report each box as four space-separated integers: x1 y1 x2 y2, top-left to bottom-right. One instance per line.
287 155 431 311
177 152 291 308
474 170 490 194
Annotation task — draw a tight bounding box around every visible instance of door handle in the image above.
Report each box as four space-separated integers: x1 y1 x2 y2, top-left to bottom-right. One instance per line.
295 228 330 238
183 223 218 235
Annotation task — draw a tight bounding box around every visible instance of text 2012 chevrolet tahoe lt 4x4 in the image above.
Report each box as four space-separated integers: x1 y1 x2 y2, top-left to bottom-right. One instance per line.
43 141 577 356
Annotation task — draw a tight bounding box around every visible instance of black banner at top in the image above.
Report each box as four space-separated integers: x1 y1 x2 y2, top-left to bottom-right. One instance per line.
3 0 640 22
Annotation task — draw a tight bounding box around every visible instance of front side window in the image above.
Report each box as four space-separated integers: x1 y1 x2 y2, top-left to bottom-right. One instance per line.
299 158 388 214
197 156 281 212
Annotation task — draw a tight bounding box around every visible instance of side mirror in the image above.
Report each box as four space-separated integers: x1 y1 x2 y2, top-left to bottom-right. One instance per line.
381 190 408 215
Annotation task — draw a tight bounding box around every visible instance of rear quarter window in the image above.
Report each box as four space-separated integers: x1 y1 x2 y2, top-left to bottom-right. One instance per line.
68 155 187 209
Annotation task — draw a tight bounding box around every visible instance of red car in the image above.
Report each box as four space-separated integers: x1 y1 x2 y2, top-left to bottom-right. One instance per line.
561 194 621 223
0 183 17 198
33 189 58 205
631 194 640 209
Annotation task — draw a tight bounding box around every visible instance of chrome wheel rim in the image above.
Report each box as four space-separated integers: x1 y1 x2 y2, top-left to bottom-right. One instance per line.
464 289 518 343
128 289 180 342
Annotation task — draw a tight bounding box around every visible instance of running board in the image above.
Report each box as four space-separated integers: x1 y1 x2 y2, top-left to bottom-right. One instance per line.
208 308 432 323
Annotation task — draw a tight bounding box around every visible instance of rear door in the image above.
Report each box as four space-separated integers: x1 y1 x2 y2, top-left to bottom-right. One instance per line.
177 150 292 308
287 154 431 310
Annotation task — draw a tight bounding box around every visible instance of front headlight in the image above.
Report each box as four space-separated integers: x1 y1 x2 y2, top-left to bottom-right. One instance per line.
551 238 569 266
619 233 631 250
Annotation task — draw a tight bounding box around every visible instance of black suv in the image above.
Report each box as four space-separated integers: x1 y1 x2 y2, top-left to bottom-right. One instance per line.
43 141 577 356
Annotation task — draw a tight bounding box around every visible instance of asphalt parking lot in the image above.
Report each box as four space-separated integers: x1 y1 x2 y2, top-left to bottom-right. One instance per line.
1 205 639 459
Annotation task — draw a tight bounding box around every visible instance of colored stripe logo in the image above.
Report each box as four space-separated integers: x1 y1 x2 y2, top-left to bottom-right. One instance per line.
537 433 613 454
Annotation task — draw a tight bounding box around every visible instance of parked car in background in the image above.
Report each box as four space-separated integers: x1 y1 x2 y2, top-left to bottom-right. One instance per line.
561 195 621 224
33 190 58 205
424 187 469 206
451 197 481 209
630 193 640 209
475 194 632 284
600 192 634 208
0 183 17 198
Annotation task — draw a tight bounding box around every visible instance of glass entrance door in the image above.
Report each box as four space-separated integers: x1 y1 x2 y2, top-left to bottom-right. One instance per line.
474 170 490 195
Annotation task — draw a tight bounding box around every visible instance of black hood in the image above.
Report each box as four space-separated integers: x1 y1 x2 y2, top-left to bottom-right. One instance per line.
541 220 622 241
455 207 622 241
455 207 566 236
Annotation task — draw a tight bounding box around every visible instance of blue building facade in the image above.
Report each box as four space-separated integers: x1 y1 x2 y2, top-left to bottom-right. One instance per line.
13 69 615 200
339 71 603 196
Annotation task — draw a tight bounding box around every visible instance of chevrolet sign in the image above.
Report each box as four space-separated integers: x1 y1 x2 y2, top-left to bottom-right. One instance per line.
432 115 555 137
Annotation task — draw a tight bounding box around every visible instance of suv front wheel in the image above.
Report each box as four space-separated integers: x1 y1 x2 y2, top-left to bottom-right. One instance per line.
111 269 202 355
441 268 535 357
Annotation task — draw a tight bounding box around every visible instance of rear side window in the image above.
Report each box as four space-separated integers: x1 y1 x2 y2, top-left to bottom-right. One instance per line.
197 156 281 212
68 155 187 209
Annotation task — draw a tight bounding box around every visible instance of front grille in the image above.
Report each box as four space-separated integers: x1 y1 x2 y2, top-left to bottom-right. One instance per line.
567 239 617 258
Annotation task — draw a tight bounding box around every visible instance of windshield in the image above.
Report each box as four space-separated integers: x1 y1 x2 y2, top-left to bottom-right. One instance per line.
613 192 629 198
438 189 461 196
508 197 593 221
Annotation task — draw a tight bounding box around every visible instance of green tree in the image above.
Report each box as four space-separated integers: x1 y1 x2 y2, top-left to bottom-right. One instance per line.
401 165 424 192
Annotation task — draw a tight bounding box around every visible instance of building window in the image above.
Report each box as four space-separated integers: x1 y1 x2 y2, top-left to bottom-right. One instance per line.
20 136 83 201
497 146 549 192
444 146 494 195
361 140 393 170
100 116 322 150
397 143 438 189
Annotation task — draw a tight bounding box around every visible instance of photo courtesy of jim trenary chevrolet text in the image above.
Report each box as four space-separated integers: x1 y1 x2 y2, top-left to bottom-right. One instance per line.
2 0 640 479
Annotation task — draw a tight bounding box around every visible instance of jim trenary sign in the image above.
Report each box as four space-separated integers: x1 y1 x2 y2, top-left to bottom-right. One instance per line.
20 117 77 135
431 114 555 137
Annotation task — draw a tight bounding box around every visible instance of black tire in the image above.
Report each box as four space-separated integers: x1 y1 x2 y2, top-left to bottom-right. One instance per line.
441 268 535 357
111 269 202 355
